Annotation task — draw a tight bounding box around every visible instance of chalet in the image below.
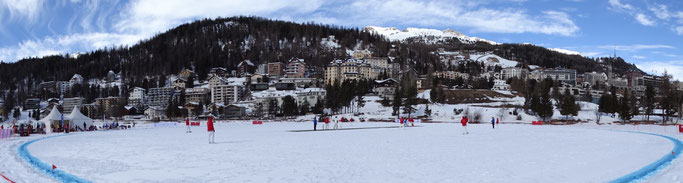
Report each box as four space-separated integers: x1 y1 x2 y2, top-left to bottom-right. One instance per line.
237 60 255 76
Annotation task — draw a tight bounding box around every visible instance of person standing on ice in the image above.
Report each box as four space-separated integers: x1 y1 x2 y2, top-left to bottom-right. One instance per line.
491 117 495 129
400 116 405 128
313 116 318 131
186 117 192 133
333 116 339 130
207 116 215 144
461 116 469 134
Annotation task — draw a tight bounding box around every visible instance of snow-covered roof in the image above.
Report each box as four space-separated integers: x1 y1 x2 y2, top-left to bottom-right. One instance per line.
375 78 397 84
71 74 83 80
288 58 305 64
223 77 247 86
238 60 255 67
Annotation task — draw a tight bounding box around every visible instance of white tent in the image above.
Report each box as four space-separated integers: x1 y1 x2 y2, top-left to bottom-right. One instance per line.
40 106 65 133
68 107 93 131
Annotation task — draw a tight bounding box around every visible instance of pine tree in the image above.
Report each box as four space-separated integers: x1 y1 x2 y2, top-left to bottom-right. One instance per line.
312 97 324 114
537 91 554 121
558 89 579 119
643 85 655 121
403 86 417 118
392 86 403 116
356 95 365 113
13 108 20 118
619 92 633 121
282 95 297 117
425 104 432 117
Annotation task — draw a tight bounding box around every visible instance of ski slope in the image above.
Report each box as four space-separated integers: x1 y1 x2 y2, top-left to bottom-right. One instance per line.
7 122 679 183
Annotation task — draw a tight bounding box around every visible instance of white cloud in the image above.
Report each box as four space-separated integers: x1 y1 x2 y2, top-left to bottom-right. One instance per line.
675 26 683 35
631 55 645 59
635 13 655 26
115 0 324 38
598 44 674 52
636 60 683 81
608 0 634 11
649 4 670 20
0 33 142 62
0 0 42 23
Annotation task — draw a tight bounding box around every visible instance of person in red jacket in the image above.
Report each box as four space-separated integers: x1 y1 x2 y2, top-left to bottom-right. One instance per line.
496 118 499 125
185 117 192 133
460 116 469 135
207 116 215 144
409 118 415 127
324 117 330 130
400 116 404 128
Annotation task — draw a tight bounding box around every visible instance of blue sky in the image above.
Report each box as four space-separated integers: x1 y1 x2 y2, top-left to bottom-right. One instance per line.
1 0 683 79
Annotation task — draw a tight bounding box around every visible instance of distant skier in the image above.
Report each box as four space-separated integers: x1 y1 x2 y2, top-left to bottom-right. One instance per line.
496 118 499 125
186 117 192 133
491 117 495 129
409 118 415 127
461 116 469 135
83 122 86 131
339 117 343 129
207 116 215 144
313 116 318 131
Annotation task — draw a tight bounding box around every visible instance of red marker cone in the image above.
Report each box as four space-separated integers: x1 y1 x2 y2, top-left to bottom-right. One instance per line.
52 164 57 170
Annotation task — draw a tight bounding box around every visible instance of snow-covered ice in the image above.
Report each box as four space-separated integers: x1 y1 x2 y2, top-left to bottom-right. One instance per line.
5 122 678 183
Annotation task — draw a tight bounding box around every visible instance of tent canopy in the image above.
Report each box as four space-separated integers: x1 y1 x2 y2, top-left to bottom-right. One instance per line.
39 106 66 133
68 107 93 130
40 106 64 122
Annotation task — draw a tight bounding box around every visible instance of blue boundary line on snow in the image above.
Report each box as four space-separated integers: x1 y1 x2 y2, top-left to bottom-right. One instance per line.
18 134 92 183
609 130 682 183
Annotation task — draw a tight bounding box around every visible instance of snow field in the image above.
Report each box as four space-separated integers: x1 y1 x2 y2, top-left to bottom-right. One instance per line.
23 122 677 183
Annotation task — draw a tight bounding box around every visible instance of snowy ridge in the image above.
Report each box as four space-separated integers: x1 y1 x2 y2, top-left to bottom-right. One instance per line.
548 48 582 56
363 26 499 45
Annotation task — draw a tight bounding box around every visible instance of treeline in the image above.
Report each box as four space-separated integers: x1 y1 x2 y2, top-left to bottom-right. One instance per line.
598 74 683 122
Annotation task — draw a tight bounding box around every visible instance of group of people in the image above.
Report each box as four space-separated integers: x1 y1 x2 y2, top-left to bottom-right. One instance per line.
396 117 416 128
313 116 353 131
185 116 215 144
460 116 500 135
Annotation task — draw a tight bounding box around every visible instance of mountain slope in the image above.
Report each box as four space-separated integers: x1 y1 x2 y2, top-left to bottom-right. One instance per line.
363 26 498 45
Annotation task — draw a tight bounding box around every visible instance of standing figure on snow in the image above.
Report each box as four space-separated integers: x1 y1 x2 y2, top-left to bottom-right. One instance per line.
207 116 215 144
324 117 330 130
409 118 415 127
313 116 318 131
461 116 469 135
339 117 344 129
333 116 339 130
186 117 192 133
496 118 499 125
491 117 495 129
400 116 405 128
